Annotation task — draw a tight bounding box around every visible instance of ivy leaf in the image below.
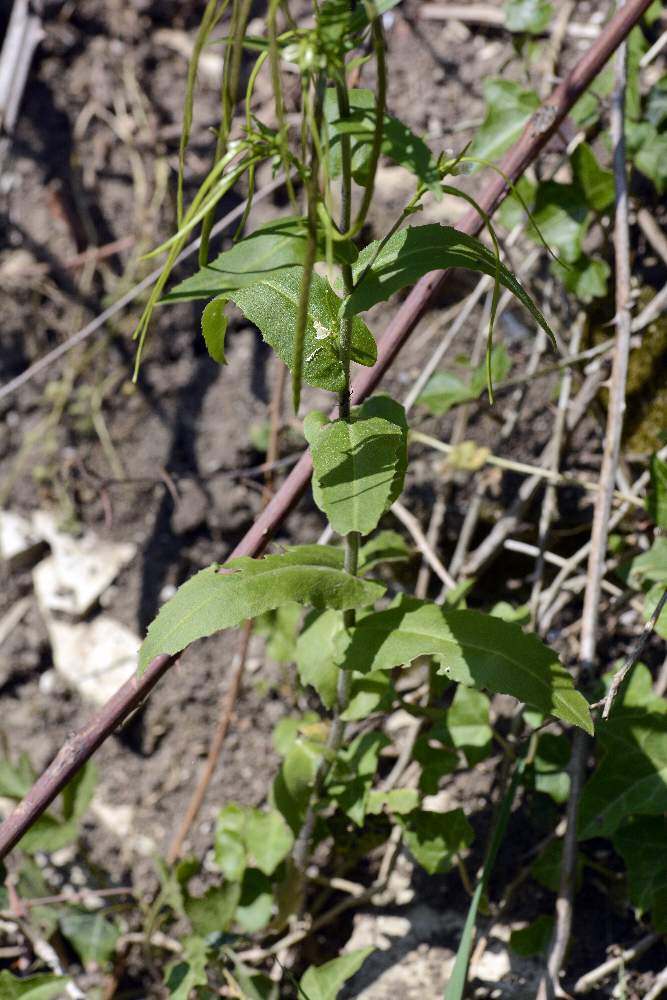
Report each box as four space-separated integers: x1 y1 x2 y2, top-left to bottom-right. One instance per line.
185 884 240 936
138 545 384 672
504 0 553 34
296 609 343 709
325 88 441 194
201 297 228 364
530 182 589 263
571 143 614 213
510 915 554 957
343 225 555 348
648 455 667 529
579 670 667 838
164 217 358 302
398 807 473 874
305 397 408 536
245 810 294 876
235 869 274 933
469 79 539 164
0 972 70 1000
552 255 610 303
358 530 410 574
58 908 119 966
446 686 493 766
299 949 373 1000
164 937 209 1000
613 816 667 930
342 597 593 733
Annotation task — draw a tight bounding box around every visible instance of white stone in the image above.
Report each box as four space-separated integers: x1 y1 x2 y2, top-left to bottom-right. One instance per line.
46 615 139 705
0 509 45 569
32 512 135 618
92 798 135 839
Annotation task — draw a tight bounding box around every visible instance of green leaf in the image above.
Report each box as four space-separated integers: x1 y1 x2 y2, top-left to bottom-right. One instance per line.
342 597 593 733
215 805 248 882
58 908 119 966
164 217 358 302
325 88 440 193
326 731 389 825
343 225 555 348
139 545 384 672
469 79 539 164
579 676 667 838
614 816 667 930
627 538 667 585
418 347 511 416
61 761 97 822
273 736 324 833
201 297 228 364
532 732 570 803
305 398 408 536
18 815 79 855
399 807 473 874
510 915 554 957
647 76 667 129
632 126 667 194
340 671 391 721
245 809 294 876
446 686 493 766
185 883 240 936
366 788 419 815
530 182 589 263
414 735 457 795
254 603 302 663
0 754 34 799
299 949 373 1000
358 530 410 573
296 609 344 709
504 0 553 33
648 455 667 529
571 143 614 213
0 972 70 1000
165 937 209 1000
552 255 610 303
235 869 274 933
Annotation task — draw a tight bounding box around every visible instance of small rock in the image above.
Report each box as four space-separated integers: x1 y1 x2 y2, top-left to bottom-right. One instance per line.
46 615 139 705
0 510 46 570
92 798 134 839
32 511 135 618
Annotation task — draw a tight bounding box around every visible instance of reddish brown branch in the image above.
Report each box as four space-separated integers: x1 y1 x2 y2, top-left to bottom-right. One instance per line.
0 0 653 861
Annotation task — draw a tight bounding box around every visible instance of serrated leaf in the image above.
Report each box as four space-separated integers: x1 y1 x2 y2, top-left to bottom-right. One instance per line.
341 597 593 733
504 0 553 33
398 807 473 874
0 972 70 1000
358 530 410 573
648 455 667 529
469 79 539 164
58 908 119 966
164 217 358 302
138 546 384 672
325 88 440 193
305 398 408 536
343 225 555 348
229 268 376 394
579 674 667 837
299 948 373 1000
201 296 228 364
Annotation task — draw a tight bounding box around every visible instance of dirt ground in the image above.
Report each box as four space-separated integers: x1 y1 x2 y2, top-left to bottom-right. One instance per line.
1 1 667 997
